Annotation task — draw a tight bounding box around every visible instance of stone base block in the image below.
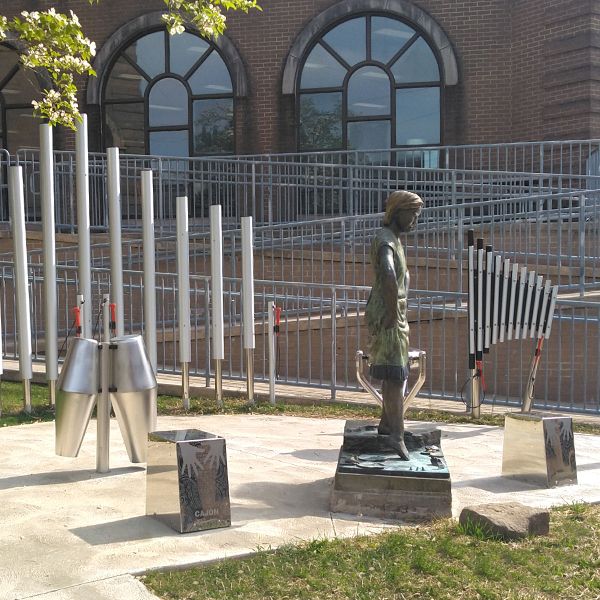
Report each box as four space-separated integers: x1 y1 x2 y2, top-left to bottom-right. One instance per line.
502 412 577 488
330 420 452 521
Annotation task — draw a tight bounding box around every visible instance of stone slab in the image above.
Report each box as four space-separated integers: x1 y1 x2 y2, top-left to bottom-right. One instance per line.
459 501 550 540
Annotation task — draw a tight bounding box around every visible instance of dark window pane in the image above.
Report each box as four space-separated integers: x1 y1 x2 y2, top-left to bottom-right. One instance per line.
148 78 188 126
170 32 209 76
105 103 145 154
124 31 165 79
300 44 346 89
322 17 366 66
0 45 18 86
299 92 342 150
394 149 439 168
193 98 233 154
371 17 415 64
105 57 147 101
396 87 440 145
347 66 390 117
2 67 40 106
391 37 439 83
5 108 37 154
347 120 390 150
149 130 189 157
188 51 232 95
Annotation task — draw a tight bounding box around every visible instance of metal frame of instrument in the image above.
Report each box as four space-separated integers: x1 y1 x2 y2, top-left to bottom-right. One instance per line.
466 230 559 416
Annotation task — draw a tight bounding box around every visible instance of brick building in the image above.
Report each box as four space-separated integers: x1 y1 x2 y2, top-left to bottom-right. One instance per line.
0 0 598 155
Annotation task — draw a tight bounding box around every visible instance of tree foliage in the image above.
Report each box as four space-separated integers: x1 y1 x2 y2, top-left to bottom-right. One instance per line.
0 0 260 129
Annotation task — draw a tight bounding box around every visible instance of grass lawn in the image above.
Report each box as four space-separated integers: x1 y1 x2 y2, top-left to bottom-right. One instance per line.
1 380 600 435
141 503 600 600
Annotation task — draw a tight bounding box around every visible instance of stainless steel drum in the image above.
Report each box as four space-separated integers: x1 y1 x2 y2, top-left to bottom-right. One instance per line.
109 335 157 463
55 337 99 457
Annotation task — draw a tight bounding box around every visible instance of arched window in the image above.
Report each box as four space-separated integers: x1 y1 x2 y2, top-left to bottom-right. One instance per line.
0 44 41 153
297 15 441 152
103 30 234 156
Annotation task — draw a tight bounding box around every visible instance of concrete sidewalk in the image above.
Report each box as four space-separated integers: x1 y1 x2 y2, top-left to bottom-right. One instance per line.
1 414 599 600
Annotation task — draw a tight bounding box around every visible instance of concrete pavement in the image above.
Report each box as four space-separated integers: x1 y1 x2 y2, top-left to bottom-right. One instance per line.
1 414 599 600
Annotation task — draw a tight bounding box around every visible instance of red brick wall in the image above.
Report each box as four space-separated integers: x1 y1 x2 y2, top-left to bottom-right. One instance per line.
4 1 600 152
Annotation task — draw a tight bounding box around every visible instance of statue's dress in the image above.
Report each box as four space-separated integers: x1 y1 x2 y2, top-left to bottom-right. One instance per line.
365 226 409 381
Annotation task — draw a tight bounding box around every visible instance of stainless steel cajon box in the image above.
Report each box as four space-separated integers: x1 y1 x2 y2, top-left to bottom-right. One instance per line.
146 429 231 533
502 412 577 487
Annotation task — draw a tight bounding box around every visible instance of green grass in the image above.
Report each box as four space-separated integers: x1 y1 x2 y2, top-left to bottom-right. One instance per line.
2 381 600 435
0 380 55 426
141 503 600 600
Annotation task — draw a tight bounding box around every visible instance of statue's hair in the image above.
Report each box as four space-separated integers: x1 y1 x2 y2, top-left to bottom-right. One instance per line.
383 191 423 225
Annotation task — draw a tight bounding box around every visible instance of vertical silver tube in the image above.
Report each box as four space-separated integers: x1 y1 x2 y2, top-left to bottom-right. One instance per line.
107 147 124 337
215 359 223 407
97 295 111 473
470 368 481 418
499 258 510 343
176 196 191 410
76 115 92 338
40 124 58 401
268 301 276 405
141 170 157 374
210 206 224 404
245 348 254 402
241 216 255 403
9 166 32 413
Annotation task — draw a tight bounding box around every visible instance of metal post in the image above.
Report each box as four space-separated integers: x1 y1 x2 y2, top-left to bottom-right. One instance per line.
0 291 2 417
268 301 276 405
9 166 32 413
76 115 92 338
40 124 58 406
470 369 481 418
330 288 337 401
241 216 255 403
210 205 224 407
141 170 157 374
107 147 124 337
176 196 191 410
97 295 111 473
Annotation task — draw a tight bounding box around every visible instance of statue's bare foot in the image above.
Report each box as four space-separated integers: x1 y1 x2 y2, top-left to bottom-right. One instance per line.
385 435 410 460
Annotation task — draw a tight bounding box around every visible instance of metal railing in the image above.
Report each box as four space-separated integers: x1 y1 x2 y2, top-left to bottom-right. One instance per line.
0 259 598 413
12 148 600 233
15 189 600 295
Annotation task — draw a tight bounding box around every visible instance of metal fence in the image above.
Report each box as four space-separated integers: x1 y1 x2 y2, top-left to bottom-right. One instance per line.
11 148 600 233
1 259 598 413
13 189 600 296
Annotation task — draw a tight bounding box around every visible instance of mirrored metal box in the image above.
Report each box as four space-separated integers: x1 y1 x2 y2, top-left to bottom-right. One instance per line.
502 412 577 488
146 429 231 533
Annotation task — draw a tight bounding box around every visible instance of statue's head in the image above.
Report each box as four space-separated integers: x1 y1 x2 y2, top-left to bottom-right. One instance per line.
383 191 423 232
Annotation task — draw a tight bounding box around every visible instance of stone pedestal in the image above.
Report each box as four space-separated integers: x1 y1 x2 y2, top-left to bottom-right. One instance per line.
502 412 577 487
330 420 452 521
146 429 231 533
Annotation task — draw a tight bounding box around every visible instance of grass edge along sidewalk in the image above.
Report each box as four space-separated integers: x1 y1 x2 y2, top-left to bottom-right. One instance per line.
1 380 600 435
141 503 600 600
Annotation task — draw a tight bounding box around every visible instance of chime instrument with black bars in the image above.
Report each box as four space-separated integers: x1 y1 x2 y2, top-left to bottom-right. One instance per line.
467 230 559 414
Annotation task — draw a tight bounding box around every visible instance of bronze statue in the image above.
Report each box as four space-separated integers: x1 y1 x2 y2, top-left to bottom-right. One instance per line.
365 191 423 460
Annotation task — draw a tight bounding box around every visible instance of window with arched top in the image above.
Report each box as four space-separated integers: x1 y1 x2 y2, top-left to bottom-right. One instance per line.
0 44 41 153
103 29 234 156
297 15 441 152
